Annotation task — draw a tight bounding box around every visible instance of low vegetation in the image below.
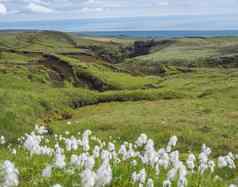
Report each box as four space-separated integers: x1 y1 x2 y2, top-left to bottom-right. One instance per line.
0 127 237 187
0 31 238 186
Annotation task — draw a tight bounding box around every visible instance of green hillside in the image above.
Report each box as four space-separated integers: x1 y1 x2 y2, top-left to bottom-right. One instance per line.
121 37 238 75
0 31 238 186
135 37 238 64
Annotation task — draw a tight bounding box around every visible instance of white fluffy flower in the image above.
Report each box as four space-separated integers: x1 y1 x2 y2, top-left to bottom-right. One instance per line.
119 144 127 156
132 169 147 184
95 160 112 187
52 184 62 187
177 176 187 187
80 169 96 187
42 165 52 177
0 160 19 187
208 160 215 173
23 133 52 155
54 151 66 169
218 154 236 169
65 136 78 151
0 136 6 145
108 142 115 152
135 134 148 147
229 184 238 187
131 160 137 166
166 136 178 152
167 168 177 181
11 149 17 155
34 125 48 135
186 153 196 171
82 130 92 152
146 178 154 187
84 156 95 170
218 156 227 168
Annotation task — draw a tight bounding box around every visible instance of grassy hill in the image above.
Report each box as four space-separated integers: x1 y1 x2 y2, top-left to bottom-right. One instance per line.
134 37 238 64
0 30 238 149
0 31 165 141
121 37 238 74
0 31 238 186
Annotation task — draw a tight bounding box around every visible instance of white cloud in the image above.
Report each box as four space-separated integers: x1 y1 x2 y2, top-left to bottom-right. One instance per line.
27 2 54 13
159 2 169 6
85 0 96 4
1 0 238 22
23 0 49 6
0 3 7 15
81 7 103 13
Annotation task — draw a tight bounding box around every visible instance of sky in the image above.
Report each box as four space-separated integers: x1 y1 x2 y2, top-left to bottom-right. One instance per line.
0 0 238 30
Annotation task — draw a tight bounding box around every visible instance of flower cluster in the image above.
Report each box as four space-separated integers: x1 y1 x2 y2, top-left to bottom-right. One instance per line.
1 125 238 187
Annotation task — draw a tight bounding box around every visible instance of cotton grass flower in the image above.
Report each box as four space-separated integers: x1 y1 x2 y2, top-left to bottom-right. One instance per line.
135 134 148 147
146 178 154 187
11 149 17 155
166 136 178 152
131 168 147 184
42 165 52 177
186 153 196 172
84 156 95 170
0 160 19 187
34 125 48 135
95 160 112 187
54 149 66 169
80 169 96 187
1 128 238 187
52 184 62 187
218 154 236 169
0 136 6 145
23 133 53 155
229 184 238 187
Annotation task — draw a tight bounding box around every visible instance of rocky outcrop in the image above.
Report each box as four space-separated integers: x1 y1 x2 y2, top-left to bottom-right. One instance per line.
127 39 174 57
84 39 174 64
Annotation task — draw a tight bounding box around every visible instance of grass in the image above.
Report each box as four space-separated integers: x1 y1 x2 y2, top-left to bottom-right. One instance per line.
0 60 176 141
1 131 236 187
0 31 78 53
0 31 238 186
137 47 218 64
50 69 238 154
74 35 134 47
0 130 237 187
76 63 160 90
0 51 37 63
57 55 161 90
134 37 238 67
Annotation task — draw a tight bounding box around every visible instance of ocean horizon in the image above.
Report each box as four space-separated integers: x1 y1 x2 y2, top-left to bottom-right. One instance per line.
1 16 238 38
79 30 238 38
1 29 238 39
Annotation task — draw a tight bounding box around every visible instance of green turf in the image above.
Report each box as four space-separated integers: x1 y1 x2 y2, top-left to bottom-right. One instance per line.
0 31 238 186
133 37 238 67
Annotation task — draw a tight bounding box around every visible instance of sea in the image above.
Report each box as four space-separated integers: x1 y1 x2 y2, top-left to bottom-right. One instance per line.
1 17 238 38
79 30 238 39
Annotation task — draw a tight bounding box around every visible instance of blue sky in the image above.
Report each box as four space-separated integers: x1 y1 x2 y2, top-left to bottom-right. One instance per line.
0 0 238 30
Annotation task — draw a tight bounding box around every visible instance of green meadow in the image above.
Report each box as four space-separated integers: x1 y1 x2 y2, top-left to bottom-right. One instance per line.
0 31 238 186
